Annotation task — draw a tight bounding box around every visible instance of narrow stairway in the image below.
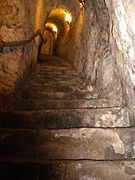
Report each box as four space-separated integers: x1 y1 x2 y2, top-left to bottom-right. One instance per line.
0 55 133 180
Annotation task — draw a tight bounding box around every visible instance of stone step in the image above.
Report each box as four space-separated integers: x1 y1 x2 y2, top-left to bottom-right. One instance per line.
33 65 74 69
20 90 97 99
29 75 82 82
32 72 78 79
29 77 82 85
30 74 78 82
34 68 76 73
13 98 122 110
38 55 72 68
36 66 75 71
0 128 135 162
0 107 129 129
38 63 71 68
21 86 94 98
0 161 134 180
38 161 135 180
28 83 80 91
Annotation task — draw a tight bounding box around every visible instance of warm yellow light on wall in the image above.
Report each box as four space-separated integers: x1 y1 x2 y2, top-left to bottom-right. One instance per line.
79 2 83 8
65 13 72 24
45 22 58 33
52 24 58 33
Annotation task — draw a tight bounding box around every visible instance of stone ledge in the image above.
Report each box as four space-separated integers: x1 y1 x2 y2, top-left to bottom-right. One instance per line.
39 160 135 180
0 127 135 161
0 161 135 180
13 98 123 110
0 107 130 129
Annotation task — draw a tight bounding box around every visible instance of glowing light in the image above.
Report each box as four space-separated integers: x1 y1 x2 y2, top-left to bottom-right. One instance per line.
45 22 58 33
65 13 72 24
77 0 86 8
52 24 58 33
79 2 83 8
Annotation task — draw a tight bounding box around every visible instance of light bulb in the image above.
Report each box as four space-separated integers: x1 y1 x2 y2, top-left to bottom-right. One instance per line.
65 13 72 24
52 24 58 33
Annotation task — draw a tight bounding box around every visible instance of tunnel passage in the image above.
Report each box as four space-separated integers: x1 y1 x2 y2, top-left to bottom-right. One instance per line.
0 0 131 114
1 0 135 179
37 2 123 112
40 29 54 56
0 0 133 113
40 8 73 56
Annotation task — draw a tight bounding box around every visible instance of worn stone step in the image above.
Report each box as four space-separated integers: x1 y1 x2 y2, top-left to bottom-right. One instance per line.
36 66 75 71
34 69 77 75
33 73 78 79
0 161 135 180
29 82 79 90
28 84 85 92
29 76 82 83
13 98 122 110
35 161 135 180
30 74 78 82
34 64 75 71
28 79 81 87
37 65 74 70
29 78 82 85
23 86 93 96
0 107 129 129
0 128 135 161
35 68 76 73
38 65 72 69
38 55 71 67
20 90 97 99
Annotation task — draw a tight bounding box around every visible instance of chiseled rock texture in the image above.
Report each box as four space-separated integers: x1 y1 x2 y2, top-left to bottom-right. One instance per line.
105 0 135 115
0 0 39 105
57 0 123 107
59 0 135 116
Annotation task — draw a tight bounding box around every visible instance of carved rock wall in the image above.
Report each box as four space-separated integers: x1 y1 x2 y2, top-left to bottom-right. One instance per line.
0 0 38 98
58 0 123 104
105 0 135 114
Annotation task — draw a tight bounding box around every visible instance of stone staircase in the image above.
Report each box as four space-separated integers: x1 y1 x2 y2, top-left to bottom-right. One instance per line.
0 55 134 180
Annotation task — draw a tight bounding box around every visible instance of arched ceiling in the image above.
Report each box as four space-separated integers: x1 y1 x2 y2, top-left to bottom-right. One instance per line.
43 0 80 20
35 0 81 34
45 8 72 36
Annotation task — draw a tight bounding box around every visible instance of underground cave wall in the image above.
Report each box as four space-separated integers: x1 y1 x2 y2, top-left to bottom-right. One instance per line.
0 0 44 97
105 0 135 114
58 0 123 105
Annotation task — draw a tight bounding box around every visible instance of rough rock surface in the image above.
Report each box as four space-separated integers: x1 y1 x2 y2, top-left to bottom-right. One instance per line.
57 0 124 106
0 55 132 167
0 0 39 98
1 161 135 180
0 55 129 129
105 0 135 115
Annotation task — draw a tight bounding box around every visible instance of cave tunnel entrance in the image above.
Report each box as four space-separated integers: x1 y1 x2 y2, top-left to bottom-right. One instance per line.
39 8 73 58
